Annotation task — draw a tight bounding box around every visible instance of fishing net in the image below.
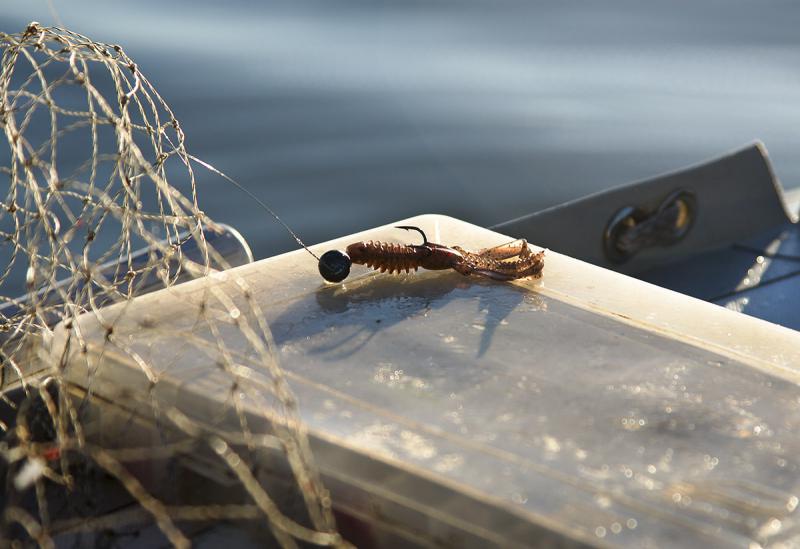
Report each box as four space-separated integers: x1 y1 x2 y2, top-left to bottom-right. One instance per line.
0 22 345 547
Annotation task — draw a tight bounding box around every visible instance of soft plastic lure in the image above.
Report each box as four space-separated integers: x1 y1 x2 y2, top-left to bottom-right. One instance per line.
318 226 545 283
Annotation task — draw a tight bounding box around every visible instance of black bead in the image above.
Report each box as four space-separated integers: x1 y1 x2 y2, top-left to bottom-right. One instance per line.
318 250 351 282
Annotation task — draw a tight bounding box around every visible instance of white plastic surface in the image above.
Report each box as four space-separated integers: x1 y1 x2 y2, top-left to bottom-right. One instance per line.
52 215 800 547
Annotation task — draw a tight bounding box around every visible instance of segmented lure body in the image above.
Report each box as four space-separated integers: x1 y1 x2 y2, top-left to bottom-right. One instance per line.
346 241 465 274
318 226 545 283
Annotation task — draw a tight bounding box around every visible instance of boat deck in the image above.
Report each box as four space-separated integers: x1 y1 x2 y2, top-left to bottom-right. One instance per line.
642 220 800 330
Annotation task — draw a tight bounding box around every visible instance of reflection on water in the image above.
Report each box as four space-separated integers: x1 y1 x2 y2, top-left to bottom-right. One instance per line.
3 1 800 268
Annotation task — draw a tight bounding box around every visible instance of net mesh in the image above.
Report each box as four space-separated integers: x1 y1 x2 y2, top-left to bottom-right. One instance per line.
0 22 344 547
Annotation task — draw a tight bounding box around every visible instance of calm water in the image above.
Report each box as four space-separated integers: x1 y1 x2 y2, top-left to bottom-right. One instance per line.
3 1 800 263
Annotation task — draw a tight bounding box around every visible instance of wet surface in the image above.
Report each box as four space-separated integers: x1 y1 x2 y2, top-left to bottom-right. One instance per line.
75 258 800 545
266 271 800 544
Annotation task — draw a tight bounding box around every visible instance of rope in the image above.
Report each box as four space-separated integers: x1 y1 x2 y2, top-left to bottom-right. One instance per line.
0 22 342 546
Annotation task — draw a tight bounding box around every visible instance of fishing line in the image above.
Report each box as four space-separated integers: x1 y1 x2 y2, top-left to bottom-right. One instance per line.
187 154 320 261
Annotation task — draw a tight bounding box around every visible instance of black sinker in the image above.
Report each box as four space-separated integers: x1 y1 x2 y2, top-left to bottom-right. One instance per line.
319 250 351 282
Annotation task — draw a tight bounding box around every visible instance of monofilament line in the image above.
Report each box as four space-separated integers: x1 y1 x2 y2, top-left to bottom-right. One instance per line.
186 153 320 261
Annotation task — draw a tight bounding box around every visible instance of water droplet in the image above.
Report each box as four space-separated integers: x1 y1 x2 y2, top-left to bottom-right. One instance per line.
594 495 611 508
543 436 561 453
211 438 227 455
512 492 528 504
623 467 633 478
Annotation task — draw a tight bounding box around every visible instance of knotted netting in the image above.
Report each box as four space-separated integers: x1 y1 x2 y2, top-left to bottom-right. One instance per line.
0 22 344 547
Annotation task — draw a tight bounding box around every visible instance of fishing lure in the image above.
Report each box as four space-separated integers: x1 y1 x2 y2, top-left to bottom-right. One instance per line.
201 160 544 285
318 226 545 283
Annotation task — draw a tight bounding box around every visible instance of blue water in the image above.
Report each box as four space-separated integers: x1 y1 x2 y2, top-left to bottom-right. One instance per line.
3 1 800 262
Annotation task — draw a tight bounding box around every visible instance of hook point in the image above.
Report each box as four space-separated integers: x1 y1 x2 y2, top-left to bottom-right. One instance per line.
395 225 428 245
